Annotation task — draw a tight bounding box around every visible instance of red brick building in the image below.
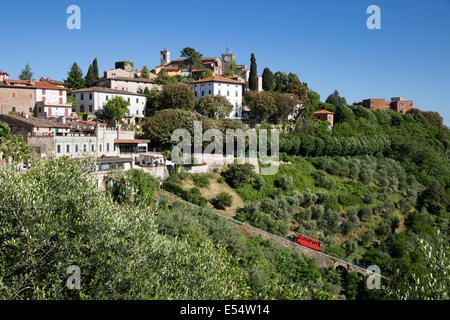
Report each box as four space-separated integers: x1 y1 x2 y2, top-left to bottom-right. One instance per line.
314 110 334 126
359 97 413 114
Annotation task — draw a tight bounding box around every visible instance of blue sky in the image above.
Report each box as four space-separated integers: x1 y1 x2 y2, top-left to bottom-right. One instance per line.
1 0 449 124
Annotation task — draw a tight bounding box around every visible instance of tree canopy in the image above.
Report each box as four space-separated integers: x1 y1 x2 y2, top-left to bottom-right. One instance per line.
65 63 85 90
159 83 195 111
195 95 233 119
19 63 33 80
104 96 129 121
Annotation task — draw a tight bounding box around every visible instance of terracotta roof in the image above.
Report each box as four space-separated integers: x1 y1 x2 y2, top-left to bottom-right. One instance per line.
114 139 150 144
0 114 70 128
71 86 147 97
0 79 68 90
194 76 244 85
314 109 334 115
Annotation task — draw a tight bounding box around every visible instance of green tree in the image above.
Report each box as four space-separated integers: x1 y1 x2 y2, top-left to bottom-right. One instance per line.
0 121 11 137
288 72 300 84
221 163 256 188
195 95 233 119
93 58 99 79
85 64 96 88
67 95 78 111
249 53 258 91
271 93 297 123
144 87 160 116
104 96 129 122
325 90 346 107
273 71 289 92
141 66 150 79
159 83 195 111
231 59 237 74
0 157 249 299
262 68 274 91
283 80 308 103
19 63 33 80
65 62 85 90
201 68 213 79
111 169 160 208
180 47 203 72
245 91 276 123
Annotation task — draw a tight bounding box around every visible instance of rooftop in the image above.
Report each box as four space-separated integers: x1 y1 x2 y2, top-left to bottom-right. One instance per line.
0 79 68 90
0 114 70 128
71 86 147 96
314 109 334 115
97 76 157 84
193 76 244 85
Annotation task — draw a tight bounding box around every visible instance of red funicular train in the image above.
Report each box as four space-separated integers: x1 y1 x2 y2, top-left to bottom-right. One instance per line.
292 234 322 252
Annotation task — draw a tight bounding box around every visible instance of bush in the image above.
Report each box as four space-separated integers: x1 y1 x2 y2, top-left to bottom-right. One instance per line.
278 175 293 191
111 169 159 208
212 192 233 210
193 174 210 188
221 163 256 188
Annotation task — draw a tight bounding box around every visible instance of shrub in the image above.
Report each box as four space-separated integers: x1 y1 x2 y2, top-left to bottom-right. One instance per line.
358 207 372 222
278 175 293 191
212 192 233 209
193 174 210 188
221 163 256 188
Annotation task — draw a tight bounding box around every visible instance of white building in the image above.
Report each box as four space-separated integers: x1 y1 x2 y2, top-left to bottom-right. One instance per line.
192 76 244 120
96 77 159 94
71 87 147 118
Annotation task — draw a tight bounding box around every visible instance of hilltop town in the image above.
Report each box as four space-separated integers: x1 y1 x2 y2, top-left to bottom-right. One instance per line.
0 47 448 301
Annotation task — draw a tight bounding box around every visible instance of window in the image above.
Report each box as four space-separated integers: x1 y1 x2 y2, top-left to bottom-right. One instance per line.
57 145 61 153
29 94 32 99
12 107 16 112
136 110 139 115
42 97 46 102
42 89 46 95
136 98 139 103
66 145 70 153
227 91 230 96
99 144 102 152
89 105 93 112
59 98 63 104
106 143 110 152
91 145 95 152
201 91 204 96
106 95 109 101
209 90 211 95
235 91 238 97
195 91 197 97
12 93 16 98
75 145 79 153
127 98 130 103
218 90 221 95
59 90 63 96
29 108 32 113
81 94 84 100
84 144 87 152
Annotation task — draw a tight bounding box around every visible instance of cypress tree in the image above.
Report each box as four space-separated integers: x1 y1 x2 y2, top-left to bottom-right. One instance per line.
85 64 96 88
249 53 258 91
142 66 150 79
65 62 85 90
262 67 274 91
92 58 99 79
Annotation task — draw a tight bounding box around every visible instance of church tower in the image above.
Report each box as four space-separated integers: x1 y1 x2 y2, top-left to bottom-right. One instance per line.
160 49 170 66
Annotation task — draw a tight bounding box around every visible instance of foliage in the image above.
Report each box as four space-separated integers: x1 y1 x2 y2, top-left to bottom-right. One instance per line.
84 64 96 87
192 173 210 188
195 95 233 119
111 169 160 208
159 83 195 111
141 66 150 79
115 61 134 69
212 192 233 209
262 68 274 91
325 90 346 107
65 62 85 90
104 96 129 121
0 157 248 299
249 53 258 91
19 63 33 80
221 163 257 188
180 47 203 71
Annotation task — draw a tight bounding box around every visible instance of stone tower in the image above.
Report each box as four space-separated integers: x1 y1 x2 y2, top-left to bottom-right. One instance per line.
221 52 235 73
160 49 170 66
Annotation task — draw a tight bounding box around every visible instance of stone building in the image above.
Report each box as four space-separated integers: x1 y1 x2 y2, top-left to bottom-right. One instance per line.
357 97 413 114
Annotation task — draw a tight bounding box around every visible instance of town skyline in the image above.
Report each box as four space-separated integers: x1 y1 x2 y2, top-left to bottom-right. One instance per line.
0 0 449 124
